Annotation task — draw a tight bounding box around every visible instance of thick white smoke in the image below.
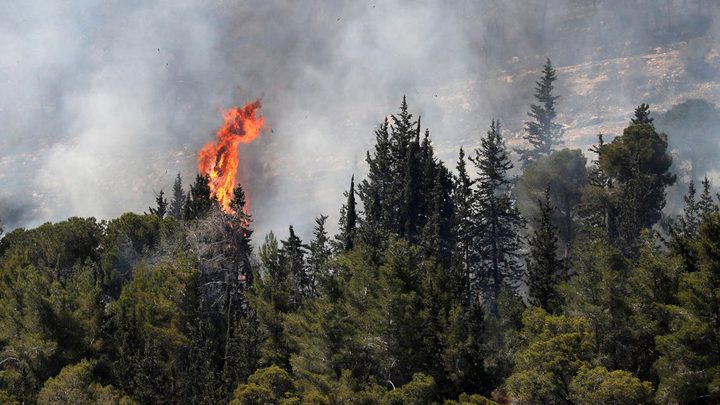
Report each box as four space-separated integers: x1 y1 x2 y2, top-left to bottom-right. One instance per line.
1 0 718 241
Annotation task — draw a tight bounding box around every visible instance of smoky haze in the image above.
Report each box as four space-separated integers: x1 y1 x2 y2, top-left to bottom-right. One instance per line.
1 0 719 240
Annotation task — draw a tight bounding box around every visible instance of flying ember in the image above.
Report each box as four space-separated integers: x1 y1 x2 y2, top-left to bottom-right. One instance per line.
198 99 264 214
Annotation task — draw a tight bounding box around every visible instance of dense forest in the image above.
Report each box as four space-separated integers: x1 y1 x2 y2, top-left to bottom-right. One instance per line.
2 60 720 404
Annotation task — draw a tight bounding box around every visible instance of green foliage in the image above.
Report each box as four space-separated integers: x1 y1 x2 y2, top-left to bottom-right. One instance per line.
517 149 587 250
0 217 102 273
168 172 185 219
506 308 594 404
36 360 132 405
599 106 676 252
147 189 168 218
656 213 720 403
338 176 357 253
253 232 294 369
384 373 436 405
626 233 683 382
444 393 496 405
520 58 563 165
184 173 214 220
562 232 634 370
8 95 720 404
470 120 524 305
568 366 653 405
0 244 102 403
231 365 301 404
526 189 563 313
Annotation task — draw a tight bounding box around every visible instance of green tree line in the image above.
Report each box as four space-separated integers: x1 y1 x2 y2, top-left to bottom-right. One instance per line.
1 60 718 404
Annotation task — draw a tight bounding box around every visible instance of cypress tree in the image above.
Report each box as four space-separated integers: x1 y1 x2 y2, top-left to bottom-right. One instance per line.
184 174 214 220
169 173 185 219
471 120 524 306
420 165 454 267
521 58 563 165
358 119 392 232
184 272 223 404
148 189 168 219
387 96 418 235
335 176 357 253
281 226 309 308
252 232 293 370
401 122 422 241
451 148 475 302
308 214 331 294
697 177 717 215
526 188 563 313
600 104 675 255
631 103 654 125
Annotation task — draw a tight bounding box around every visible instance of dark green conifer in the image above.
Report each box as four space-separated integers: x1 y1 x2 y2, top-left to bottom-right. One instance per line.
471 120 524 305
148 189 168 219
526 189 563 313
521 58 563 165
168 173 185 219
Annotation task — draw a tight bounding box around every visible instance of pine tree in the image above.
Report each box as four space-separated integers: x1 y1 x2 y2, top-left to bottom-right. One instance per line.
358 96 418 238
184 174 214 220
526 188 563 313
420 165 454 267
697 176 717 215
358 119 392 233
252 232 293 370
222 308 261 394
169 173 185 219
228 183 253 258
656 213 720 403
580 134 619 240
451 148 475 303
148 189 168 218
631 103 654 125
444 298 489 397
335 176 357 253
471 120 524 306
183 272 223 404
521 58 563 165
282 226 309 308
401 122 422 241
600 104 676 255
308 214 331 295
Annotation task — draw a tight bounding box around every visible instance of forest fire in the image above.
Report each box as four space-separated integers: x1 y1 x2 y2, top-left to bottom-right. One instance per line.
198 99 264 213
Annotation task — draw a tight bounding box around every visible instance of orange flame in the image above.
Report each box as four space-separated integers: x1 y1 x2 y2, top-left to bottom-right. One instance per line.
198 99 264 213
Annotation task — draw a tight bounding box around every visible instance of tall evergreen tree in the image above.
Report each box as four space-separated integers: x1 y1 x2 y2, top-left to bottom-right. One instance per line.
697 176 717 215
401 122 422 241
252 232 293 370
335 176 357 253
184 174 214 220
420 165 454 267
183 272 224 404
631 103 654 125
526 188 563 313
308 214 331 294
358 97 419 238
599 104 676 255
451 147 476 299
520 58 563 165
282 226 309 308
168 173 185 219
656 213 720 403
470 120 524 306
148 189 168 219
358 119 392 233
580 134 619 240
